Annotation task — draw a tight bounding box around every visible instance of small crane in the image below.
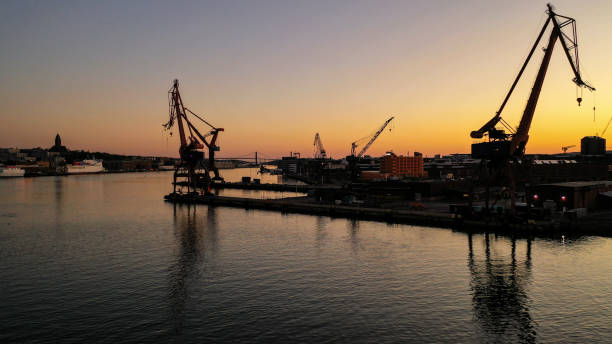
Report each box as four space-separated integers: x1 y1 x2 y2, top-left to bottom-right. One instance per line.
163 79 224 194
351 116 394 157
313 133 327 159
561 145 576 153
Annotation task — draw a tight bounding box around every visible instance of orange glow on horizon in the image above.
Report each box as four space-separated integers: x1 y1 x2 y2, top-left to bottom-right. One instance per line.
1 1 611 158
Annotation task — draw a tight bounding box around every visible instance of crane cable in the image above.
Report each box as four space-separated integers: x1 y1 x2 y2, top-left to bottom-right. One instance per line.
184 107 218 130
593 92 597 122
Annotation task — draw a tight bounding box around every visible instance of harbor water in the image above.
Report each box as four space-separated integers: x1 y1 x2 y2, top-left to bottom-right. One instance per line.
1 169 611 343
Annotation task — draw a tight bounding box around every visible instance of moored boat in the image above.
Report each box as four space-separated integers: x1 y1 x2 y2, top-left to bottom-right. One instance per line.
66 160 105 174
0 166 25 178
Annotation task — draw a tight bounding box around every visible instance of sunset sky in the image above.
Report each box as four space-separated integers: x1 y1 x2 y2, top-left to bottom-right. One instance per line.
2 0 611 158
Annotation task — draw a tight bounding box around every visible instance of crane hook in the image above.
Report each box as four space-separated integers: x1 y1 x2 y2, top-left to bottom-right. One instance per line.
577 97 582 106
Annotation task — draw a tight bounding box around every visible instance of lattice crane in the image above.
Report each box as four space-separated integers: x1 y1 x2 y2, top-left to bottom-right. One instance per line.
469 4 596 215
163 79 224 194
561 145 576 153
313 133 327 159
351 116 394 157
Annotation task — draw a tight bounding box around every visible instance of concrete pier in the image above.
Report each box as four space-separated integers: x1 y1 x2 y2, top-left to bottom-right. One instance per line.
162 193 602 236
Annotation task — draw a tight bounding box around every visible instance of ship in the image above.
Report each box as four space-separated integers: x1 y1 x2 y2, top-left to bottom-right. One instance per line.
0 166 25 178
66 160 105 174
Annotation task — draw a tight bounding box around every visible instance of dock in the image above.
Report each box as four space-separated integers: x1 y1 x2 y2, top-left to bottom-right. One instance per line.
167 192 452 226
162 193 607 236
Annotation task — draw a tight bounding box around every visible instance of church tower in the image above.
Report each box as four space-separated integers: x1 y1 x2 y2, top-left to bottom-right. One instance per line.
50 133 67 153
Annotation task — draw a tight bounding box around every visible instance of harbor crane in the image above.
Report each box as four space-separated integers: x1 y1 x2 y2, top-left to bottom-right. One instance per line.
163 79 224 194
469 4 595 214
351 116 394 157
471 4 594 160
561 145 576 153
314 133 327 159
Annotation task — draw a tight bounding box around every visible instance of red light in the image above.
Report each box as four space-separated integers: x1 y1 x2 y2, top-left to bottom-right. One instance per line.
561 195 567 202
533 194 539 200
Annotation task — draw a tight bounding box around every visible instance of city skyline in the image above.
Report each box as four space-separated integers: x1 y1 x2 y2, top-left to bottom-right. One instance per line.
2 0 611 158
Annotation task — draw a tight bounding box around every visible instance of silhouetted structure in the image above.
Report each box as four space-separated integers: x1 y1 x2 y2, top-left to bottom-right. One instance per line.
49 133 67 153
581 136 606 156
470 4 595 213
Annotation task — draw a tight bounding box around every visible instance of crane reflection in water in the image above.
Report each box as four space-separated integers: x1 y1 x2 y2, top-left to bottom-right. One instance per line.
467 233 535 343
167 204 218 335
54 177 64 233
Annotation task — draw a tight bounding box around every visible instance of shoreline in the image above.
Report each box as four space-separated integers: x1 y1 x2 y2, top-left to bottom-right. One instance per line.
14 169 175 178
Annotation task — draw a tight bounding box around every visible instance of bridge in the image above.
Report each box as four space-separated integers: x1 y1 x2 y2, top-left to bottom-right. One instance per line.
214 152 283 164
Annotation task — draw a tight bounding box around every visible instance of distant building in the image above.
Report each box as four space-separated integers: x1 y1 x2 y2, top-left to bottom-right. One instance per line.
20 148 48 161
49 133 68 153
424 154 480 179
355 156 380 172
103 159 153 171
525 160 608 183
278 156 298 174
0 149 11 162
380 152 425 178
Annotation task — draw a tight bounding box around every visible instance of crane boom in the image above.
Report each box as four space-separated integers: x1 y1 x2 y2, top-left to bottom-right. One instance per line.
167 80 188 149
601 116 612 137
561 144 576 153
471 4 594 159
471 16 552 140
351 116 394 157
510 15 559 156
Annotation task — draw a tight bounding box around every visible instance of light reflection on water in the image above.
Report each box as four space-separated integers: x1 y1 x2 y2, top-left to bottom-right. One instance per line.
468 234 535 343
1 171 611 343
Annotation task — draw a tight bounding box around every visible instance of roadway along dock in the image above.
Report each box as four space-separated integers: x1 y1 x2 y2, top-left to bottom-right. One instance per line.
163 193 612 236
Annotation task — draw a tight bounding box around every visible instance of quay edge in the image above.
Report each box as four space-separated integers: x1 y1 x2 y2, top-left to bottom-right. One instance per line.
164 193 610 237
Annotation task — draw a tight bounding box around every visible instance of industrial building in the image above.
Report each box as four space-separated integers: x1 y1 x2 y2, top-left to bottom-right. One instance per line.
530 181 612 210
424 154 480 179
277 156 299 174
581 136 606 156
380 152 425 178
526 160 609 182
